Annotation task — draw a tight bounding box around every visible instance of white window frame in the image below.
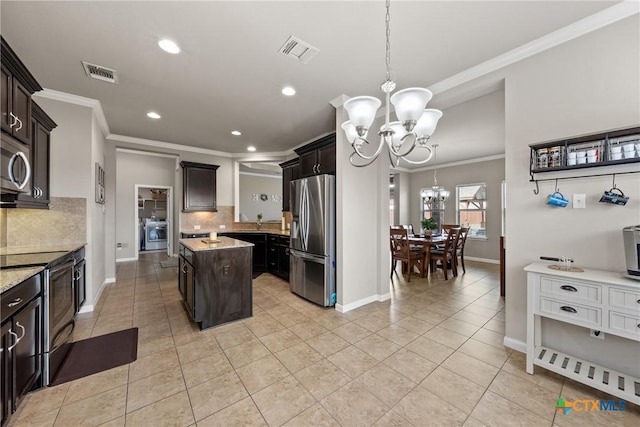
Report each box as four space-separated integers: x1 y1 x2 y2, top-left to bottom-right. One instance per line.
456 182 487 240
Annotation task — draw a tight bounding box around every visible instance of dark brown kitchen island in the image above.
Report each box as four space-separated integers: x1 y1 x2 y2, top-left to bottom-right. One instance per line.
178 237 253 330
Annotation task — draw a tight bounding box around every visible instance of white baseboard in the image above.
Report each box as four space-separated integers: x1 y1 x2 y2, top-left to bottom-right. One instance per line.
116 256 136 262
336 292 390 313
105 277 115 284
503 336 526 353
81 277 112 313
78 304 94 314
465 256 499 265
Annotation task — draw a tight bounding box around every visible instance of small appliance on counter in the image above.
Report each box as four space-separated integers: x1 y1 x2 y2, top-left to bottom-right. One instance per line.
622 225 640 279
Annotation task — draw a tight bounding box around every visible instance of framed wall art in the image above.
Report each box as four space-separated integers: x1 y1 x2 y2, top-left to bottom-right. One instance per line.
95 162 105 204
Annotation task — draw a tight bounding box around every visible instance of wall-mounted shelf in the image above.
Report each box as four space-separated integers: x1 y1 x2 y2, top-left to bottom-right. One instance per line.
529 126 640 193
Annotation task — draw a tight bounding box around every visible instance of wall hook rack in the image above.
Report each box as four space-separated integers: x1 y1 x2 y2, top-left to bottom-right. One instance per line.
530 170 640 195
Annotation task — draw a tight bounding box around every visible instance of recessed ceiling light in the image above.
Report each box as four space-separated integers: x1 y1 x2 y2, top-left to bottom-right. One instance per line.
247 146 256 152
231 130 242 136
147 112 161 119
158 39 180 54
282 86 296 96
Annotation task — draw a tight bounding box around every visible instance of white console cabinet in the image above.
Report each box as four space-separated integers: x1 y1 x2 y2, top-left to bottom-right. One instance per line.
525 263 640 404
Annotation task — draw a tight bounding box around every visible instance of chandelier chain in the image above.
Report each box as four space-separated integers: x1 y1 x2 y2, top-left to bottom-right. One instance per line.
385 0 393 82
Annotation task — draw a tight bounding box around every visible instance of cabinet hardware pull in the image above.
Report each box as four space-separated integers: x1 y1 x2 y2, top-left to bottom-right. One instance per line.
7 151 31 190
7 330 18 352
14 117 23 132
560 285 578 292
560 306 577 314
7 323 24 351
9 112 17 128
7 297 22 307
182 264 187 274
316 164 320 173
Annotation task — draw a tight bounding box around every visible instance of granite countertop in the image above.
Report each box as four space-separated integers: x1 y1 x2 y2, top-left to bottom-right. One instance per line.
180 236 254 252
180 229 290 237
0 243 86 256
1 267 44 294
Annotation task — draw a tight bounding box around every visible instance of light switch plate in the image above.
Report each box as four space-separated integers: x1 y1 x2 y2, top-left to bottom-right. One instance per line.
573 194 586 208
194 225 201 229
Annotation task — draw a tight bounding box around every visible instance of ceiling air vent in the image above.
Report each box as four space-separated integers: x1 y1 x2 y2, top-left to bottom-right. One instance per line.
81 61 119 84
278 36 319 64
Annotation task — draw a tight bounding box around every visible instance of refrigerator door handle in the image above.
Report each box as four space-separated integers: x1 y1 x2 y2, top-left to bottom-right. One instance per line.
290 249 326 264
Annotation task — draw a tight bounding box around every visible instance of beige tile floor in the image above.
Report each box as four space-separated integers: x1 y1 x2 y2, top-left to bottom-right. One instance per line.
8 252 640 426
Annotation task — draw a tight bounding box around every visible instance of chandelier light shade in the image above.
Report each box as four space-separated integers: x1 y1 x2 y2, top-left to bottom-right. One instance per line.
341 0 443 167
421 144 448 232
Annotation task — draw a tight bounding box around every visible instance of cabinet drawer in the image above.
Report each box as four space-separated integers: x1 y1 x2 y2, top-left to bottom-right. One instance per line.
1 273 41 321
268 235 278 244
609 287 640 312
279 236 290 246
539 277 601 304
608 311 640 341
539 297 601 328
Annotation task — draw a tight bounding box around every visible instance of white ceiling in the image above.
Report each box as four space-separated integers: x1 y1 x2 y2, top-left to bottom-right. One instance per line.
0 1 621 166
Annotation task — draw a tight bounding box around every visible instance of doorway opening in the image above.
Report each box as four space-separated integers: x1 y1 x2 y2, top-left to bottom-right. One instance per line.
135 184 173 259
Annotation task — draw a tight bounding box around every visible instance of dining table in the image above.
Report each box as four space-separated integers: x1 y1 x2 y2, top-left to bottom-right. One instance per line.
408 234 447 247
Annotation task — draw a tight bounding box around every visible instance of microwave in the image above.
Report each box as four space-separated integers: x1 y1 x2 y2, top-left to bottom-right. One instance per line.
623 225 640 279
0 135 31 194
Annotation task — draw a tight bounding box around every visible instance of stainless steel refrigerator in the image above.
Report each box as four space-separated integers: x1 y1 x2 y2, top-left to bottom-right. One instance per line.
289 174 336 306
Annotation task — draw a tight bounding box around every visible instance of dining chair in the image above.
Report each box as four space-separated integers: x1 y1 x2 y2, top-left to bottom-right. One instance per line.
429 227 461 280
441 224 460 235
390 227 428 282
454 227 470 274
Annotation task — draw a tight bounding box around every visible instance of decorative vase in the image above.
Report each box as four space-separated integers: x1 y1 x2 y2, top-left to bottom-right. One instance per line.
423 230 432 237
256 219 262 230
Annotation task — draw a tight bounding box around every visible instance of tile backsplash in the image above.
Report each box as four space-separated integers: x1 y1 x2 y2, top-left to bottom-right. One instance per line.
179 205 234 231
1 197 87 248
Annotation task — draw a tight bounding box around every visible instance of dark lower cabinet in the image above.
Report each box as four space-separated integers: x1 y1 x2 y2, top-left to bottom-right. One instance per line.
1 273 42 427
73 247 86 314
178 243 252 330
219 233 267 272
268 235 290 281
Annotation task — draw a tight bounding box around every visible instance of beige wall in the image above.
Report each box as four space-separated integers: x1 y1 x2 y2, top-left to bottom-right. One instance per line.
114 151 176 260
238 173 282 222
410 158 505 261
501 16 640 351
30 95 107 310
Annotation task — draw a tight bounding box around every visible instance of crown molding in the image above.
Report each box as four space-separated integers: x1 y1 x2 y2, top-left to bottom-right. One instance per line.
35 88 111 136
115 148 178 160
429 1 639 95
108 134 235 158
399 154 506 174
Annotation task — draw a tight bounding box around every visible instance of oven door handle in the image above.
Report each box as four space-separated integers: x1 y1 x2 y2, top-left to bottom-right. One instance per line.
49 259 76 275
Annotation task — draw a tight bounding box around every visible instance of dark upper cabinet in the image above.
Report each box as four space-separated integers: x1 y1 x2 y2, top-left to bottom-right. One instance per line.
180 161 219 212
294 133 336 178
0 37 42 146
2 103 56 209
279 158 299 211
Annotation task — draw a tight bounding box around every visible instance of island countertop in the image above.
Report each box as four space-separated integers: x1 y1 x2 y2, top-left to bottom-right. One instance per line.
180 236 254 252
1 267 44 294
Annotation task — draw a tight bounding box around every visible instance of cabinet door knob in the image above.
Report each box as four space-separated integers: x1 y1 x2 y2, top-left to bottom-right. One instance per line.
560 306 577 314
560 285 578 292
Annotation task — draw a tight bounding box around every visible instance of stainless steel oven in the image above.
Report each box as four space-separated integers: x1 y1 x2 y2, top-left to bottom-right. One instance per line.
145 220 167 251
0 136 31 194
43 255 75 385
0 250 76 386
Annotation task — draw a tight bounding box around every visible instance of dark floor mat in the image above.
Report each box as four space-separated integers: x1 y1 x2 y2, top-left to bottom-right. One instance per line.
160 259 178 268
50 328 138 386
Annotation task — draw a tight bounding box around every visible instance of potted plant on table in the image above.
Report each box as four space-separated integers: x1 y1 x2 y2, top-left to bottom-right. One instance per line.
256 213 263 230
420 217 436 236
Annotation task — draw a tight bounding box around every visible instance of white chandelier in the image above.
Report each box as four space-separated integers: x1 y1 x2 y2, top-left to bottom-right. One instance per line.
341 0 443 168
